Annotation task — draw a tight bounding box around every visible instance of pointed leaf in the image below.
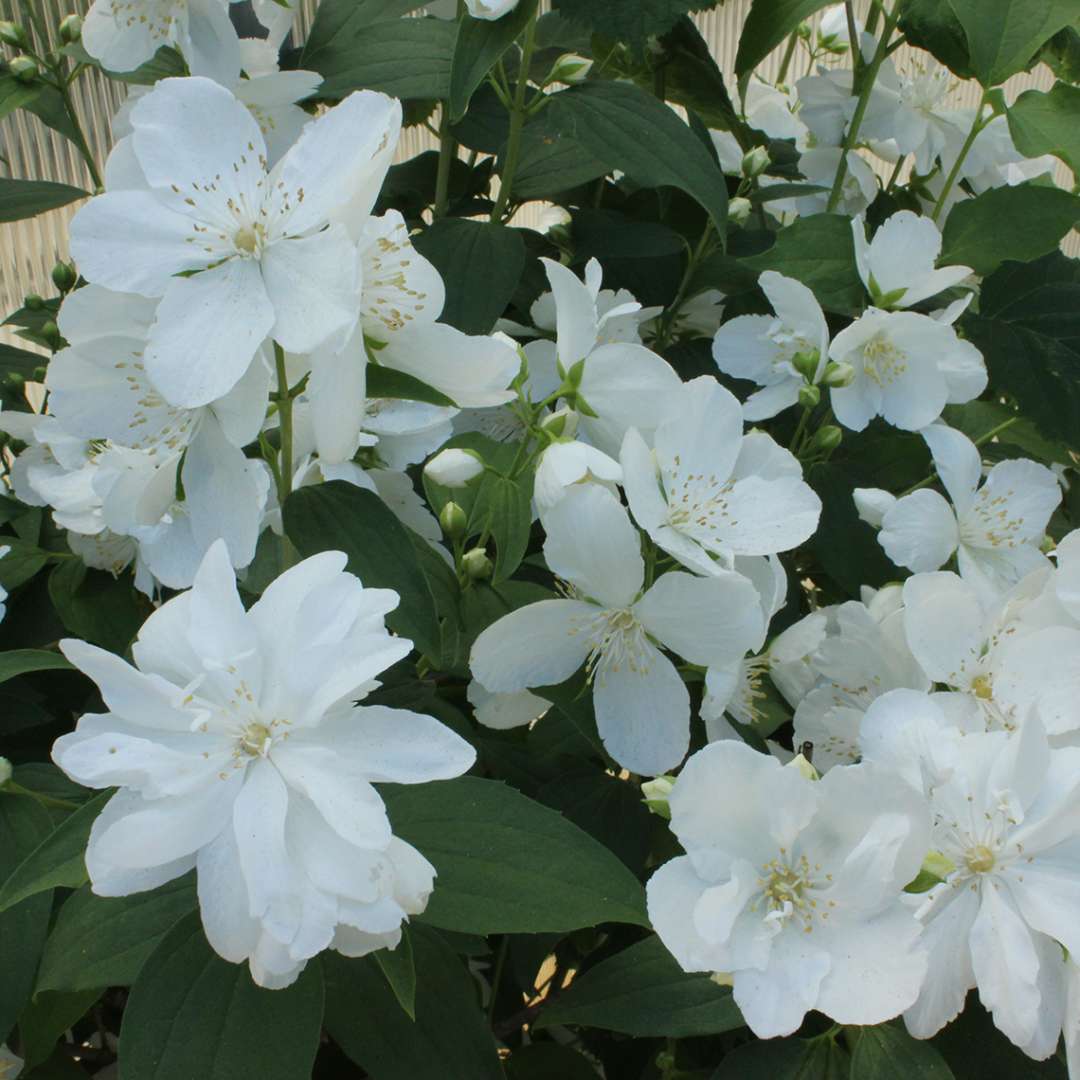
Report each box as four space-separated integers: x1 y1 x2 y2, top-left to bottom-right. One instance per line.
0 178 89 223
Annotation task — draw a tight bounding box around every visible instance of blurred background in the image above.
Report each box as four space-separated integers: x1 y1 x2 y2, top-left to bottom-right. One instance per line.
1 0 1073 350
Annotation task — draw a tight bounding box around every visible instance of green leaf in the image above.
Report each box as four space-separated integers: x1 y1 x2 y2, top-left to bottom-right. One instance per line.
471 472 533 582
898 0 974 78
373 928 417 1020
745 214 864 315
0 791 111 916
536 935 744 1036
18 989 103 1069
0 178 89 223
366 364 457 407
307 16 458 101
48 559 149 655
1008 82 1080 177
98 45 188 85
413 218 525 334
505 1043 600 1080
851 1023 955 1079
450 0 538 121
943 401 1071 466
0 795 55 1042
512 114 609 200
119 912 324 1080
736 0 832 78
302 0 427 62
940 185 1080 277
0 541 51 591
283 481 441 660
382 776 648 933
947 0 1079 86
0 342 48 377
35 876 197 994
543 81 728 233
552 0 719 46
0 650 72 685
0 74 42 122
714 1036 850 1078
1039 26 1080 83
323 926 502 1080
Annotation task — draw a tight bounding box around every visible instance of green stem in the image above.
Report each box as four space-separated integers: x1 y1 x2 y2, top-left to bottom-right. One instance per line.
930 90 990 223
843 0 861 74
433 105 456 218
487 936 510 1024
776 31 799 86
825 3 900 213
884 154 905 193
653 220 715 352
56 70 104 191
490 11 538 223
789 405 813 454
273 343 294 507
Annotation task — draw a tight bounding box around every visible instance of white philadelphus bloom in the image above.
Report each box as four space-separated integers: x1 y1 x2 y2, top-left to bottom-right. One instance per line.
620 376 821 577
828 310 986 432
851 211 972 310
465 0 519 18
470 484 764 775
52 541 475 989
861 694 1080 1059
859 424 1060 595
712 270 829 420
70 76 401 408
647 740 930 1038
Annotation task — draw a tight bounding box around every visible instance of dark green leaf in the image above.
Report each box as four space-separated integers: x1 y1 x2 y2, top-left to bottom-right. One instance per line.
413 218 525 334
367 363 457 407
851 1023 955 1079
450 0 538 121
0 74 42 122
943 402 1071 466
0 342 48 378
1038 26 1080 83
736 0 832 78
1008 82 1080 177
35 876 197 993
536 936 744 1036
0 178 88 223
302 0 427 62
940 184 1080 276
513 114 609 200
712 1039 810 1079
899 0 975 79
505 1043 600 1080
324 926 502 1080
99 45 188 85
283 482 441 659
544 81 728 233
48 559 149 655
947 0 1079 86
382 776 648 933
472 472 533 582
119 912 324 1080
0 542 52 591
18 989 103 1069
0 791 111 916
0 650 72 684
745 214 864 315
552 0 719 46
373 928 417 1020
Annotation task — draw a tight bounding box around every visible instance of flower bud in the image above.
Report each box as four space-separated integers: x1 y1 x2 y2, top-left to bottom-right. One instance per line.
791 348 820 382
41 320 61 349
23 293 45 311
0 756 11 787
852 487 896 528
424 448 483 488
439 500 468 540
796 20 812 41
797 384 821 410
32 365 47 383
51 261 77 293
785 752 820 781
811 424 842 453
462 547 492 581
3 372 25 391
821 360 855 388
641 775 675 818
741 145 770 179
546 53 593 85
728 196 752 225
9 55 38 82
58 13 82 42
0 21 28 48
539 405 578 440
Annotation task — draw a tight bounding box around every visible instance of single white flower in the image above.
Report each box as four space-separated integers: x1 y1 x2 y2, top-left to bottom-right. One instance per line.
861 696 1080 1060
712 271 828 420
851 211 972 310
469 484 764 775
621 376 821 577
70 76 401 408
52 541 475 989
424 448 484 488
647 740 930 1038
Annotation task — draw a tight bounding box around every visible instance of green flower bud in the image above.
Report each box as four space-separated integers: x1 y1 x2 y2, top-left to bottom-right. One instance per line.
51 260 77 292
3 371 25 390
41 320 61 347
791 348 820 382
728 195 752 225
641 775 675 818
796 20 812 40
58 13 82 42
797 384 821 410
822 360 855 388
546 52 593 85
741 145 770 179
539 405 578 440
32 366 47 383
462 548 492 581
811 424 842 452
9 55 38 82
0 21 28 48
438 500 468 541
23 293 45 311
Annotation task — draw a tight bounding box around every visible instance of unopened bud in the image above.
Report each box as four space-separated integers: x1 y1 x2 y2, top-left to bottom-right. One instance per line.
9 54 38 82
51 261 76 292
641 775 675 818
439 500 467 540
32 366 46 382
797 384 821 410
906 849 955 893
0 756 11 787
785 752 820 780
741 145 770 179
424 447 483 488
796 20 812 41
811 424 842 452
41 320 61 348
822 360 855 388
547 53 592 85
539 405 578 440
462 547 492 581
58 13 82 42
3 371 24 391
24 293 44 311
728 196 752 225
0 21 28 48
791 348 820 382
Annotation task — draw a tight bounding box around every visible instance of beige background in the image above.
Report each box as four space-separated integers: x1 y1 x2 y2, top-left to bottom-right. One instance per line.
1 0 1073 350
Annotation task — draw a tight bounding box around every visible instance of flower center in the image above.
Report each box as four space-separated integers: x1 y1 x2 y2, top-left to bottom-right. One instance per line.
237 721 274 757
862 334 908 387
574 606 651 682
964 844 996 874
751 852 832 934
234 223 265 257
971 673 993 700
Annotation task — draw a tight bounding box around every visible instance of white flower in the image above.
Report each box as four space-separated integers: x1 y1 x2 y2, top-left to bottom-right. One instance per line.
711 271 828 420
0 1045 22 1080
647 740 930 1038
533 441 621 510
620 376 821 577
70 77 401 408
465 0 519 19
861 696 1080 1059
52 541 475 989
828 310 985 432
851 211 972 310
818 4 860 48
710 79 807 174
762 147 878 218
863 424 1060 596
469 484 764 775
424 448 484 488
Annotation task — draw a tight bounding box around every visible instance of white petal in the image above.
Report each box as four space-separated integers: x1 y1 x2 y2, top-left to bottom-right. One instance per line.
541 257 598 369
466 682 549 730
711 315 778 386
759 271 828 357
901 571 984 686
654 376 744 493
307 332 368 464
879 489 958 572
732 931 831 1038
196 824 260 964
647 855 732 972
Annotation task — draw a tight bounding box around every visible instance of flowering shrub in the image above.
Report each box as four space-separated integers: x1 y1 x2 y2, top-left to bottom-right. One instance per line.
0 0 1078 1076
